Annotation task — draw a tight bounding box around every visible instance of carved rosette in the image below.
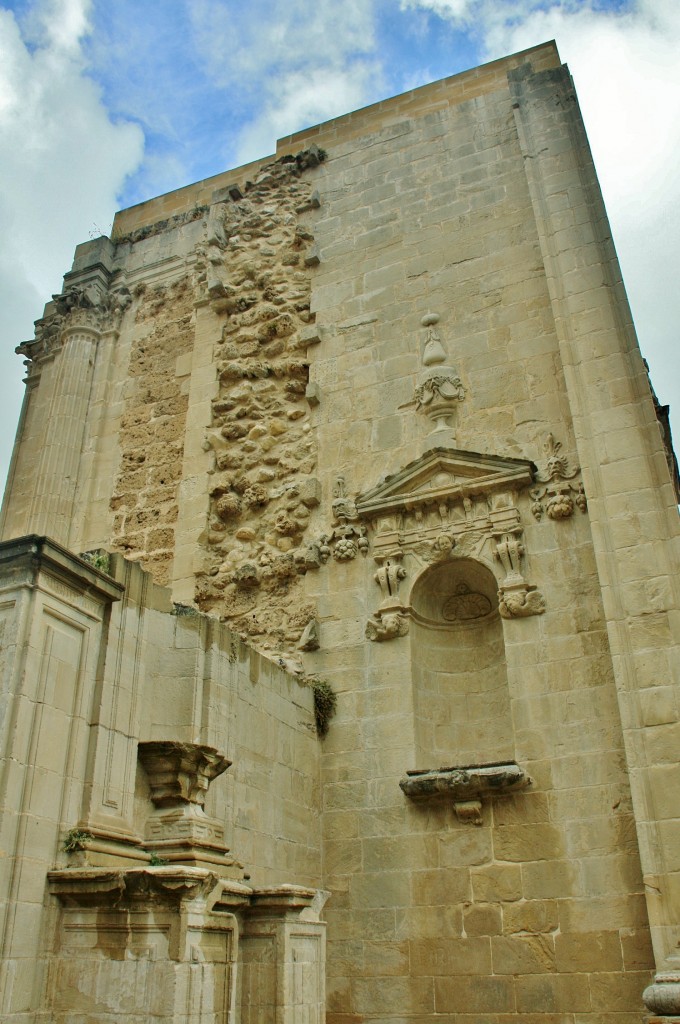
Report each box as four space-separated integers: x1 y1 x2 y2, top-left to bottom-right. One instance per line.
530 433 588 521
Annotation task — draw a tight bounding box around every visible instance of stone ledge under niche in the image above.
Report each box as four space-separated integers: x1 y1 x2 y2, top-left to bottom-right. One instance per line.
399 761 531 826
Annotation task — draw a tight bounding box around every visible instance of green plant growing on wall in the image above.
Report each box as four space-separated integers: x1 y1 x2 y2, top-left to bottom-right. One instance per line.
311 679 337 738
148 852 169 866
79 550 111 574
63 828 94 853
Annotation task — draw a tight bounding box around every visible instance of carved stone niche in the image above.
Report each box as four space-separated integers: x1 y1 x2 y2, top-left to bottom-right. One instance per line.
356 447 545 632
137 741 245 878
400 761 531 826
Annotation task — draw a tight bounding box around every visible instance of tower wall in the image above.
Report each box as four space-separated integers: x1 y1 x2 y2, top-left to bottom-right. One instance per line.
1 40 679 1023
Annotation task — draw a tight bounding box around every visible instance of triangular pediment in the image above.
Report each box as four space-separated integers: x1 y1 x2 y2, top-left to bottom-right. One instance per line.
356 447 536 518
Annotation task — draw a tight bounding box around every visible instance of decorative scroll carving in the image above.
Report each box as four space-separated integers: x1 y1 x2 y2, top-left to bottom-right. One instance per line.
366 557 409 642
493 526 545 619
530 433 588 521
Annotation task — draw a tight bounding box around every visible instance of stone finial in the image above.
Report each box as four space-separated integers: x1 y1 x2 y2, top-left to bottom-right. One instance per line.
421 312 447 366
415 311 465 446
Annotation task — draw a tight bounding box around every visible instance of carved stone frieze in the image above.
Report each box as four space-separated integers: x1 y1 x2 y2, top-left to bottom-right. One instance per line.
530 433 588 521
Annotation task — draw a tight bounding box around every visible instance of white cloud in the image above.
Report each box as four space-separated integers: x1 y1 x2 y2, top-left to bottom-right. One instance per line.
0 0 144 489
234 64 384 165
188 0 386 166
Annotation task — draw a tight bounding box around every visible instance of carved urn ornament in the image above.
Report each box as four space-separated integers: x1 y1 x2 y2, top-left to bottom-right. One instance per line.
415 312 466 443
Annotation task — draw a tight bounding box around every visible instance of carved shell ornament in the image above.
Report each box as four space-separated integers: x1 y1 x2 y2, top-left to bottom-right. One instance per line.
530 433 588 521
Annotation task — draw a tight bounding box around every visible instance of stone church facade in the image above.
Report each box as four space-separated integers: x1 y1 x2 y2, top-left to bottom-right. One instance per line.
0 39 679 1023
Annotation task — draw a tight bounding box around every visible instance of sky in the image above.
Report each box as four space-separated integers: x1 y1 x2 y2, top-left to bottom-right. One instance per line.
0 0 678 495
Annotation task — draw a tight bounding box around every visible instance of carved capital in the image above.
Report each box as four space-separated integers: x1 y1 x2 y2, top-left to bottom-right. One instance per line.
138 741 231 810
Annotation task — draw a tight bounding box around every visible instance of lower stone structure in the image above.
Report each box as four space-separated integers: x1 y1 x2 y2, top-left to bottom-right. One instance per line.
0 536 325 1021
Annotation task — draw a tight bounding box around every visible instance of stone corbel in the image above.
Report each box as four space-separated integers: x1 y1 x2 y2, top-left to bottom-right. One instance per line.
400 762 531 825
365 555 410 642
493 525 545 619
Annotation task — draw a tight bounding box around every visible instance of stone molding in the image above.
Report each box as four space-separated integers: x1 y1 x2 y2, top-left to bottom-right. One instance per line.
400 761 531 826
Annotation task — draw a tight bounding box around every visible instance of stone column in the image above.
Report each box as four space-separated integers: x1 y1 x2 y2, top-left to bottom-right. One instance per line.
27 311 101 546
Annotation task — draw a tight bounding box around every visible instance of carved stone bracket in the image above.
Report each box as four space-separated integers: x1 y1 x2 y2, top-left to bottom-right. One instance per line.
138 741 231 809
400 761 531 825
530 433 588 521
492 520 545 619
366 555 409 641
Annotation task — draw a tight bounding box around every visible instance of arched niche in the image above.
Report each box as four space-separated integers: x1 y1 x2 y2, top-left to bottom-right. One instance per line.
409 557 513 767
